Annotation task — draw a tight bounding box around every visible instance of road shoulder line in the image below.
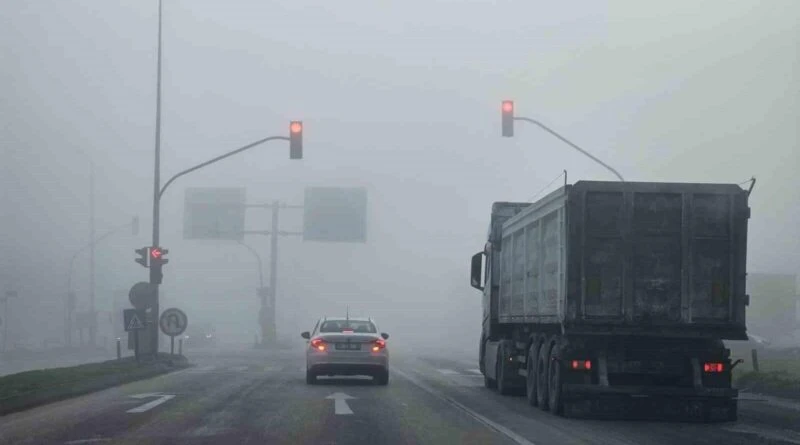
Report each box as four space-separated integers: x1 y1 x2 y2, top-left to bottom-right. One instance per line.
395 368 536 445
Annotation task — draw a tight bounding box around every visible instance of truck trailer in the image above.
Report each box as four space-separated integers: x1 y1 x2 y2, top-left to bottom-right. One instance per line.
470 180 752 421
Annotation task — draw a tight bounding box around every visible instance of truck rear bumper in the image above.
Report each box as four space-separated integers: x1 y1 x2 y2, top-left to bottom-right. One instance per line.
562 384 737 399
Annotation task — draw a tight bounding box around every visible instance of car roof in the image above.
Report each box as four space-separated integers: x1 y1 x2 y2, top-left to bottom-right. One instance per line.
321 316 372 321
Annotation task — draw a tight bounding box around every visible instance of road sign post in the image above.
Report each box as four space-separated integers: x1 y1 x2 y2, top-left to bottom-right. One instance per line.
159 308 187 356
124 309 146 361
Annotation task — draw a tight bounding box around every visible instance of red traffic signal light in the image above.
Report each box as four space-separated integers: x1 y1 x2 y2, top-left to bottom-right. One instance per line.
502 100 514 137
149 247 168 285
289 121 303 160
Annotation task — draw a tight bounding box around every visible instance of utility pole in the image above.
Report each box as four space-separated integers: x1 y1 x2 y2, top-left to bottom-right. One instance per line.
243 201 304 346
89 160 97 346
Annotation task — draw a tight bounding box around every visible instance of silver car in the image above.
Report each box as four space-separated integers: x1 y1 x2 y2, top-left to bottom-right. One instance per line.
301 317 390 385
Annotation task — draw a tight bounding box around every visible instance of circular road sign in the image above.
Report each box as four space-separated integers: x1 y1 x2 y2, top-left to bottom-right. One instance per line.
159 308 188 337
129 282 156 310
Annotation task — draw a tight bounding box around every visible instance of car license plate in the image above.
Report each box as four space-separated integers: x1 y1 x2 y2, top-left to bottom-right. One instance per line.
335 343 361 351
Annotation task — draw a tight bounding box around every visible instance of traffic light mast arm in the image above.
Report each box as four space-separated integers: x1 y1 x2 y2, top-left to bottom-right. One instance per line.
514 116 625 182
158 135 290 201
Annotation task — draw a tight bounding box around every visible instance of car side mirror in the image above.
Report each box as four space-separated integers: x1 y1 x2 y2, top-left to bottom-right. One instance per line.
301 331 310 340
381 333 389 340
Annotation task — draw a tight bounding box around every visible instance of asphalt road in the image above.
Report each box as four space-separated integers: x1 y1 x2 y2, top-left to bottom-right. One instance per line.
1 346 799 445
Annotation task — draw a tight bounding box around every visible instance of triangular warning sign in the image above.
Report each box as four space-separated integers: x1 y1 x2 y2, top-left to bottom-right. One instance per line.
128 313 144 330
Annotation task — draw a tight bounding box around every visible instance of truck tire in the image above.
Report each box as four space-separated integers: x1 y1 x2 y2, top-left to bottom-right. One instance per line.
727 401 738 422
479 336 486 374
548 347 563 415
526 343 538 406
536 342 550 410
484 374 497 389
497 343 513 396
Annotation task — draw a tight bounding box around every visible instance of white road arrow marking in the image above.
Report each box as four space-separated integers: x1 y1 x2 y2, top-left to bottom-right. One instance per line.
325 392 356 415
126 393 176 413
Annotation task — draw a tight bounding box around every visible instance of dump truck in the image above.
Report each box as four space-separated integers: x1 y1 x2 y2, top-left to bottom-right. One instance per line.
470 180 752 421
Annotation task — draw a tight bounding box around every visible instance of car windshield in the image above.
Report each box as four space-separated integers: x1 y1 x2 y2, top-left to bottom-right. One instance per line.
319 320 377 334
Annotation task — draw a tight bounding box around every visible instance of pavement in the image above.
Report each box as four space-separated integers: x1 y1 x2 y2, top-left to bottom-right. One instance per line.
1 346 800 445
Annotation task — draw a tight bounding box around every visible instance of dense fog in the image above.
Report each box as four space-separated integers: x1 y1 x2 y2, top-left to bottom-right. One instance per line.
1 1 797 357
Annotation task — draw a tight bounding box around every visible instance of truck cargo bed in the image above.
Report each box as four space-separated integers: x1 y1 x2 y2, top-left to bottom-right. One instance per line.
493 181 750 339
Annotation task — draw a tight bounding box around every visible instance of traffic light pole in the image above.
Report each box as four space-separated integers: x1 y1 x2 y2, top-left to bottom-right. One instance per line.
146 0 302 356
513 116 625 182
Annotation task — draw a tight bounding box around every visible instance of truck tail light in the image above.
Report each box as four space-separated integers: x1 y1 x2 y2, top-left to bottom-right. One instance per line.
703 362 724 373
372 338 386 352
571 360 592 371
311 338 326 351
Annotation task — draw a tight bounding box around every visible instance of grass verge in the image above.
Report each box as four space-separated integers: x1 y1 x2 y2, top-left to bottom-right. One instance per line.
0 353 191 416
728 346 800 400
735 370 800 400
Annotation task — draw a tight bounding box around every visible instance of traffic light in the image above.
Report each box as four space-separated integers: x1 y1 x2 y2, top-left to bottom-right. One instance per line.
289 121 303 160
149 247 169 285
135 247 149 268
501 100 514 137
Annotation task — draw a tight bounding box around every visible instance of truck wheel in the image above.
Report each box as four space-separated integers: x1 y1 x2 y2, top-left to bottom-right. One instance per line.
479 336 486 374
484 374 497 389
727 401 738 422
497 344 513 396
526 343 538 406
548 353 563 415
536 343 550 410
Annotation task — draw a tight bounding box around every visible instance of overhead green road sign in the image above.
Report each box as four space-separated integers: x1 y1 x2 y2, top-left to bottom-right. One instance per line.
303 187 367 243
183 188 246 241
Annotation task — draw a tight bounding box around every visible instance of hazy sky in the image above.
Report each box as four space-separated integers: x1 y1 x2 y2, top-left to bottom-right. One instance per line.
1 0 797 347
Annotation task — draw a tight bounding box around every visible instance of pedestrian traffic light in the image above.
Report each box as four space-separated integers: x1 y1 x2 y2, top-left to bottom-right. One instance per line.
149 247 168 285
289 121 303 160
135 247 149 268
502 100 514 137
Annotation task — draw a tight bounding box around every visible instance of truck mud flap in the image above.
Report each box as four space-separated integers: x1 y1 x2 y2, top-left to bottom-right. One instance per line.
563 396 736 422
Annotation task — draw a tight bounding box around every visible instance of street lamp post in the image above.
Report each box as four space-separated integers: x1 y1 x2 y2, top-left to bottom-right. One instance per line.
66 217 139 347
149 0 165 357
501 101 625 182
236 240 268 344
